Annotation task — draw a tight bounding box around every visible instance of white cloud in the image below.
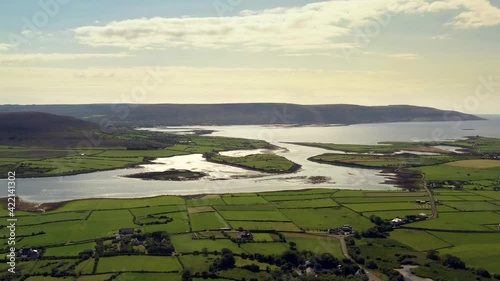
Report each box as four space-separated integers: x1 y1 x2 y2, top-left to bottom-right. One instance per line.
0 53 131 64
72 0 390 51
384 53 420 60
432 33 451 40
362 52 420 60
73 0 500 52
389 0 500 28
279 53 336 57
0 43 15 52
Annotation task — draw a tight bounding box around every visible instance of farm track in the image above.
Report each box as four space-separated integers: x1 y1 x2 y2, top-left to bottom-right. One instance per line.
337 236 382 281
422 174 438 218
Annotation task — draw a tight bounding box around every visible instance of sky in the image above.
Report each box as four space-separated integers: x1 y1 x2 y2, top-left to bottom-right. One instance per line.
0 0 499 114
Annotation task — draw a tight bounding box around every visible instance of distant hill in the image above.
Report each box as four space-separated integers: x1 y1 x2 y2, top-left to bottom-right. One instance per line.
0 112 98 131
0 104 484 127
0 112 101 147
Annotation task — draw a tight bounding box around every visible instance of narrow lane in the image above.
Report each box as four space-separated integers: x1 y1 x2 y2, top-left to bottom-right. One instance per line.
337 236 383 281
421 173 438 218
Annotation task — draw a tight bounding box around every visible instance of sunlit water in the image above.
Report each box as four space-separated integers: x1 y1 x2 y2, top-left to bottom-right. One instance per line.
9 115 500 203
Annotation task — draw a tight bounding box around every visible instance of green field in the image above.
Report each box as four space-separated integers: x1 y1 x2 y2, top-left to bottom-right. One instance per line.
227 221 302 232
284 233 343 257
429 232 500 273
408 211 500 231
218 210 290 222
240 242 290 255
44 242 96 257
388 229 451 251
114 273 181 281
222 195 270 205
281 207 374 231
344 202 429 213
190 211 229 231
414 161 500 181
444 201 499 211
97 256 182 273
2 134 500 281
170 234 243 254
272 198 339 208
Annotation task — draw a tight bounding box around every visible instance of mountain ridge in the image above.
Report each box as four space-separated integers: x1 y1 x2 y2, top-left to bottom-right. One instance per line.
0 103 485 127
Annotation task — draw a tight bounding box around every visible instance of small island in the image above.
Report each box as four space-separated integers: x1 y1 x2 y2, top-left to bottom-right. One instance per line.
123 169 207 181
203 152 301 174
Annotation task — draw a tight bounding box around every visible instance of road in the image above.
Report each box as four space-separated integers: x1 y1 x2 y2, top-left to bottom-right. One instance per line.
421 173 438 218
337 235 382 281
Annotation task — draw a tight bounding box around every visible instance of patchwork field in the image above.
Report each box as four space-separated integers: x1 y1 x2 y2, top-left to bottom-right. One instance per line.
96 256 182 273
388 229 451 251
1 170 499 281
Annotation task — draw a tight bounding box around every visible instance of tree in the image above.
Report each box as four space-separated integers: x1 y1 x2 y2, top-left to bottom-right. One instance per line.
426 249 439 261
441 254 466 269
221 253 236 269
475 268 491 278
181 270 192 281
366 260 378 269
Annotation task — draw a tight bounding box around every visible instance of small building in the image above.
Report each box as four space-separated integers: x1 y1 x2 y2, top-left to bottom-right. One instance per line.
238 231 253 241
416 200 426 204
341 225 353 233
391 218 404 225
18 248 39 260
119 228 135 235
418 213 429 219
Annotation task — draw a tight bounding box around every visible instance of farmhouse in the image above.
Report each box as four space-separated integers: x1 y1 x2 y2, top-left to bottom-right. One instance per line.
238 231 254 241
391 218 404 226
18 248 39 260
342 224 353 233
417 213 429 219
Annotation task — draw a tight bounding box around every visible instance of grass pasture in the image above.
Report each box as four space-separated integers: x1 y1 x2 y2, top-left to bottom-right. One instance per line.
431 232 500 274
222 195 269 205
54 196 185 212
44 242 96 257
271 198 338 208
389 229 451 251
179 254 214 273
186 195 226 207
170 233 243 253
114 273 181 281
414 162 500 181
75 258 95 274
241 242 290 255
227 221 301 232
334 196 429 204
444 201 499 211
284 233 343 257
96 256 182 273
446 159 500 169
218 210 290 222
344 202 429 213
408 211 500 231
190 211 229 231
281 207 373 231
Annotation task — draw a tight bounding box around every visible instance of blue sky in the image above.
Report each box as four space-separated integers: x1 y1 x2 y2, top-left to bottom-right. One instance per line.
0 0 499 113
